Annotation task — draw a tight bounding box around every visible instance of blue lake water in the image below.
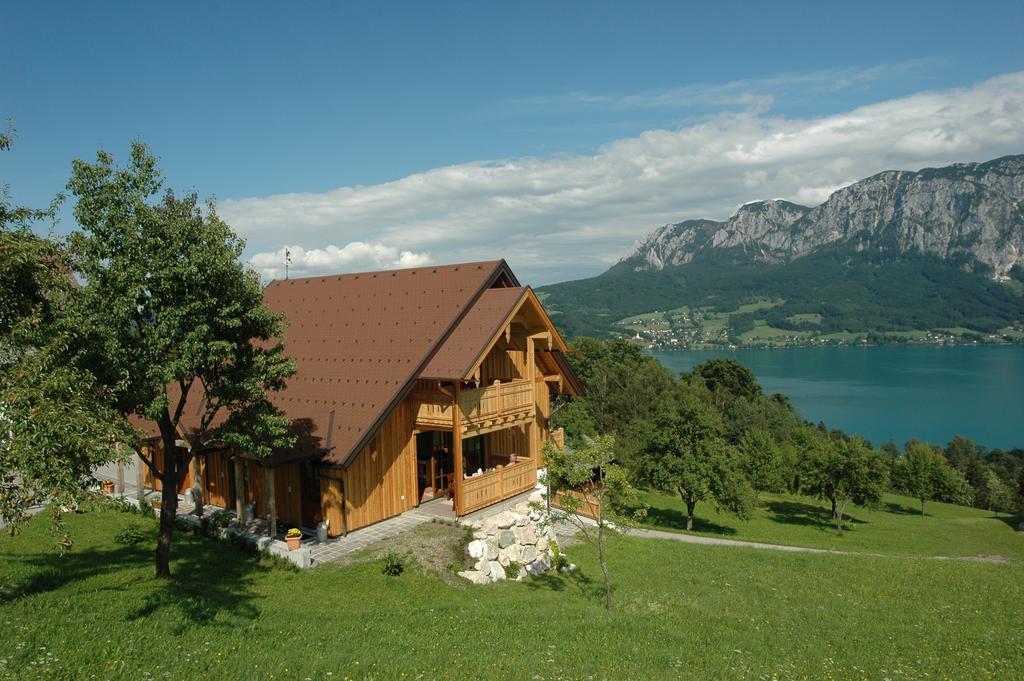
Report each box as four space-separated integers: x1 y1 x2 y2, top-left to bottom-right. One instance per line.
650 346 1024 450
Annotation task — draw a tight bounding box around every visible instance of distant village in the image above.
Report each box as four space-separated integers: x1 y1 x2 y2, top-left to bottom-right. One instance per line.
615 309 1024 350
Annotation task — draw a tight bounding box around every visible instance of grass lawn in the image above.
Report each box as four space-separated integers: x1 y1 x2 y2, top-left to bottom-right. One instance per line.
637 490 1024 562
2 506 1023 679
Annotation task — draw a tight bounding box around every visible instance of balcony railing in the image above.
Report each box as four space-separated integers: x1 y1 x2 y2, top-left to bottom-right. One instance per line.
460 458 537 515
412 378 535 432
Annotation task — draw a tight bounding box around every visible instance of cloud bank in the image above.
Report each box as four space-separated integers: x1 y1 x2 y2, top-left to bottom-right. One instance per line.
223 71 1024 285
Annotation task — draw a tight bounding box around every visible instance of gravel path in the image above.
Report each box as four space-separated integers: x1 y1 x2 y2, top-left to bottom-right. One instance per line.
626 526 1010 563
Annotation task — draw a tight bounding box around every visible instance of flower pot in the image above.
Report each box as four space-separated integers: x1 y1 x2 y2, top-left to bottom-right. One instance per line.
286 535 302 551
101 480 116 495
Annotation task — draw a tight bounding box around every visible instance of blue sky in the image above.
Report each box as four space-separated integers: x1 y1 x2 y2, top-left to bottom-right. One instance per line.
3 1 1024 284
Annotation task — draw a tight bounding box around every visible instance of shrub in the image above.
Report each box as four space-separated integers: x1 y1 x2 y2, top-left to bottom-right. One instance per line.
382 551 405 577
114 524 147 545
504 560 522 578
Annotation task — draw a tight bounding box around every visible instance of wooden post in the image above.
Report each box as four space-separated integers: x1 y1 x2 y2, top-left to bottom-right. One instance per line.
266 467 277 538
453 383 463 517
527 336 538 464
234 456 245 520
191 454 204 517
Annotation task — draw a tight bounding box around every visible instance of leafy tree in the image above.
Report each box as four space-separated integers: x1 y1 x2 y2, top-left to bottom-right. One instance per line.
633 391 755 531
1017 470 1024 516
560 338 675 440
66 142 295 578
686 358 762 404
542 435 645 613
899 440 954 515
797 429 888 534
981 469 1013 513
946 435 977 471
738 427 789 497
963 456 987 507
1 123 132 543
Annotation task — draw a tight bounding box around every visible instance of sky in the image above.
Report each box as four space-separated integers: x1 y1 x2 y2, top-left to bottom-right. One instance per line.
3 1 1024 285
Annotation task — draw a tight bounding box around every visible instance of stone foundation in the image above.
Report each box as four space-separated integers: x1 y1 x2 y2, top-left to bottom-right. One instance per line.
457 492 553 584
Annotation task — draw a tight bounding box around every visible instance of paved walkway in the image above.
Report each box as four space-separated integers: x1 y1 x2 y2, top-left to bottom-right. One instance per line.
306 511 434 565
303 490 541 565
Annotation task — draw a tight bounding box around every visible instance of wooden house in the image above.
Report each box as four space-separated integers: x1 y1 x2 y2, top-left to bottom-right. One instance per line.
138 260 581 537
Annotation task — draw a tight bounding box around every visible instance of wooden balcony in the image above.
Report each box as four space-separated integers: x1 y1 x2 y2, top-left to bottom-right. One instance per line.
412 378 535 435
460 458 537 515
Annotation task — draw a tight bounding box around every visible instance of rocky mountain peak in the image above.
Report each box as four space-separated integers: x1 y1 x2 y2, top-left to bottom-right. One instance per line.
619 155 1024 279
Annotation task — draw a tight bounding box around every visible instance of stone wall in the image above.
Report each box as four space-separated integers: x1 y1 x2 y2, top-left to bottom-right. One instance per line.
458 491 552 584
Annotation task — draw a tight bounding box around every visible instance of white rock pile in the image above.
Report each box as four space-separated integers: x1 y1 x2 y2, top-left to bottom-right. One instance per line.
458 492 553 584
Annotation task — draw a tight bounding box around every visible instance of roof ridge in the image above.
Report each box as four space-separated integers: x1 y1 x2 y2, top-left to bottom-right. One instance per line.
264 259 507 287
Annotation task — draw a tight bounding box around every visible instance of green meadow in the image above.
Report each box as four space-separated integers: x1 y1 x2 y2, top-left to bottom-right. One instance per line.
2 504 1022 680
638 490 1024 561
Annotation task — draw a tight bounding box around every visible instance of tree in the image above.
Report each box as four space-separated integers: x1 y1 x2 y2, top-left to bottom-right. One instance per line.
66 143 295 578
797 429 888 534
963 456 987 507
899 440 951 515
738 427 789 498
1 122 132 543
559 338 675 439
542 435 645 613
981 469 1013 513
1017 469 1024 516
686 358 762 404
946 435 977 471
633 391 755 531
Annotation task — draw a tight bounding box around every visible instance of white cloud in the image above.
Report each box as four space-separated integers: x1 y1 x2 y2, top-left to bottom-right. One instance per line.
230 71 1024 285
249 243 432 281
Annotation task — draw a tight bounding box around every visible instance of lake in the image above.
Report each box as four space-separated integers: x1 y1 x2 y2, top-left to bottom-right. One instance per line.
650 346 1024 451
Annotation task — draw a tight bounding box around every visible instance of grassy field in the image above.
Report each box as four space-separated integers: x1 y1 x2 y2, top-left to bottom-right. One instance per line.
2 504 1023 679
638 490 1024 562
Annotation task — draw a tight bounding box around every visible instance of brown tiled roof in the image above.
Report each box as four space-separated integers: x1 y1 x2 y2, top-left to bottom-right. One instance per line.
261 260 516 466
419 287 527 380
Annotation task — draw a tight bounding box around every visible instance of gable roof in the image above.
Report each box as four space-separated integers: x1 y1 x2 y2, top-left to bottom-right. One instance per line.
262 259 517 466
419 286 528 380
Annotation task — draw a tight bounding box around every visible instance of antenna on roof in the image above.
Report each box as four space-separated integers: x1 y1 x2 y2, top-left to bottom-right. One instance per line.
284 247 292 280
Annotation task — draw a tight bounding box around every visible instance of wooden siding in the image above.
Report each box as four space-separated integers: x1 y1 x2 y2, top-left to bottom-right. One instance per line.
142 443 193 493
201 450 235 509
320 399 418 534
483 425 529 466
553 487 602 519
243 460 267 518
479 341 525 383
319 469 344 538
273 463 303 528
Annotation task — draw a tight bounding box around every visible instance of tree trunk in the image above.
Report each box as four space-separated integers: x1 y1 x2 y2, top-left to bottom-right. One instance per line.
155 414 182 580
597 520 612 614
685 498 696 531
830 494 837 520
835 500 844 536
155 462 178 579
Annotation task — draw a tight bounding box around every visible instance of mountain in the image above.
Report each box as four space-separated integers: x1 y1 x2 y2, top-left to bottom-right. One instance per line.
539 155 1024 344
619 155 1024 277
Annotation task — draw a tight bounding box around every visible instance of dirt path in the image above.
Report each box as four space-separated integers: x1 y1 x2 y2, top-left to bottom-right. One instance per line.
626 526 1010 564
